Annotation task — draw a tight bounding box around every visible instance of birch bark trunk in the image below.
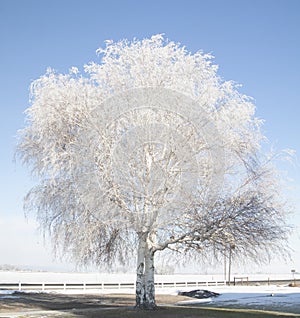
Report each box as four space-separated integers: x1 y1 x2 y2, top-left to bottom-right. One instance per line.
135 232 157 309
136 232 147 308
144 245 156 309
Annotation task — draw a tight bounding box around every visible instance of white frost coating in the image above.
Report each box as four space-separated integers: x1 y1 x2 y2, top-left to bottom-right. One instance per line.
81 88 225 233
17 35 290 309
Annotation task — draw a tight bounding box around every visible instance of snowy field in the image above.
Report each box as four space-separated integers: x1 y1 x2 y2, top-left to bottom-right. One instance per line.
1 272 300 314
175 285 300 314
0 271 297 283
1 284 300 314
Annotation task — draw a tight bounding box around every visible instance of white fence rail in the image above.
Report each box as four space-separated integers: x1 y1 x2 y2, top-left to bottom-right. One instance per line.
0 280 226 292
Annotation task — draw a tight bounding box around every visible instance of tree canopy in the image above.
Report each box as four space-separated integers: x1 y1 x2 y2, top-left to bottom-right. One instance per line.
17 35 290 309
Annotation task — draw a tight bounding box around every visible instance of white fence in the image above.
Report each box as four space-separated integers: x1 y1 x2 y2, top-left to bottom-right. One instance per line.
1 272 296 292
0 280 226 292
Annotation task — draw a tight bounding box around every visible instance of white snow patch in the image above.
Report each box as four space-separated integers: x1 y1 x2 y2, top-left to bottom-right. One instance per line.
0 290 16 295
176 285 300 314
176 298 213 305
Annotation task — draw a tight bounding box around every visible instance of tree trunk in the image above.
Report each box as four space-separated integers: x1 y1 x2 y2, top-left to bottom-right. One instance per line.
136 232 146 308
144 246 156 309
135 232 157 309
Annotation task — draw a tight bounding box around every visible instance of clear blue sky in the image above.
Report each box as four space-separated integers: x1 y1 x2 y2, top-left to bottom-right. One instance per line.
0 0 299 273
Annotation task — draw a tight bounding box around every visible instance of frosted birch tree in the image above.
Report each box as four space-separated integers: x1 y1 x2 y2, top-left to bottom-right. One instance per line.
17 35 290 309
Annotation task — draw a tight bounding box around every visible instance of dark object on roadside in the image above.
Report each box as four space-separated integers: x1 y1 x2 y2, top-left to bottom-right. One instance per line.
178 289 220 299
289 282 300 287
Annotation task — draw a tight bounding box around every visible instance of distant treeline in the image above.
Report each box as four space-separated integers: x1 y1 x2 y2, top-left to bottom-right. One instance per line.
0 264 45 272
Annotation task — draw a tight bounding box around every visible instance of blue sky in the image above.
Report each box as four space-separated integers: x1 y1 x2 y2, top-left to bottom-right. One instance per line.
0 0 300 273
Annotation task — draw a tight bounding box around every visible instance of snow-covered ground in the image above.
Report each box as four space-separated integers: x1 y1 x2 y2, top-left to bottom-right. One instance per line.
176 285 300 314
0 271 297 283
1 272 300 313
1 284 300 314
